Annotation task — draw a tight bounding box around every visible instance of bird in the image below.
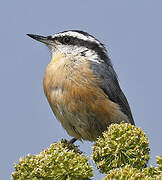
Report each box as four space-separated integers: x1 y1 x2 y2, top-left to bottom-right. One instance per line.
27 30 135 143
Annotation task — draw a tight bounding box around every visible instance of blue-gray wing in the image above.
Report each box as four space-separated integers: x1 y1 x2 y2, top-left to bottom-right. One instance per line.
90 61 135 125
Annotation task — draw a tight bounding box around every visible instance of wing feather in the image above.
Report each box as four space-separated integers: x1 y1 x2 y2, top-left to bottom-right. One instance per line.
90 61 135 125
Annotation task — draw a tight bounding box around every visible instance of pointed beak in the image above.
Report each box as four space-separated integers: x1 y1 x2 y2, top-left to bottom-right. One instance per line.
27 34 51 45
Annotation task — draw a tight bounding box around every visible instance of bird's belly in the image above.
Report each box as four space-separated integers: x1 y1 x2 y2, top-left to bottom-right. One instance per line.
48 86 128 141
53 104 105 141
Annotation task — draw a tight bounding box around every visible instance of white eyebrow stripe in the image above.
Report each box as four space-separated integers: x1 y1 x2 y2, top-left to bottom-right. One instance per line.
51 31 101 45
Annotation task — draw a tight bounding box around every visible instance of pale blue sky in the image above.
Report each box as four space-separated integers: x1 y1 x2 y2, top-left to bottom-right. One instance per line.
1 1 162 179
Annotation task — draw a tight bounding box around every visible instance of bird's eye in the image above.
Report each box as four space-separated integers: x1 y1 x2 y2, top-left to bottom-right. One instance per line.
62 36 71 44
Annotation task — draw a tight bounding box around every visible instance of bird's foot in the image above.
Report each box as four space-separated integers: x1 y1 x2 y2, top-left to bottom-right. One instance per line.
69 138 77 144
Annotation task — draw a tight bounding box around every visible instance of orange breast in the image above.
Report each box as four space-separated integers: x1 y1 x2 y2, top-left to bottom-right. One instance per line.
43 54 128 140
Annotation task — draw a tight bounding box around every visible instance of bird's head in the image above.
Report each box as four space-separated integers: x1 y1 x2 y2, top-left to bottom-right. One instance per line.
27 30 108 63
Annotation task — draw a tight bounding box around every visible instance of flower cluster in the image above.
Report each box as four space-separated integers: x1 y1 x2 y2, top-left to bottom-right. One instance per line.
12 140 93 180
92 123 150 173
12 124 162 179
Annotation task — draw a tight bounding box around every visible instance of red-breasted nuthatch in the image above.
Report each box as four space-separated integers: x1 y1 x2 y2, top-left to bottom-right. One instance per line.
27 30 135 142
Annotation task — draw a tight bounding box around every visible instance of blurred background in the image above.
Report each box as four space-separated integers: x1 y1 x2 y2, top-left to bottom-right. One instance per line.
0 0 162 179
